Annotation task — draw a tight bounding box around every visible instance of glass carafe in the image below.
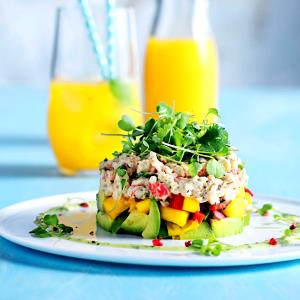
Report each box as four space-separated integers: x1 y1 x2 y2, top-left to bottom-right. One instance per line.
144 0 219 120
48 2 142 175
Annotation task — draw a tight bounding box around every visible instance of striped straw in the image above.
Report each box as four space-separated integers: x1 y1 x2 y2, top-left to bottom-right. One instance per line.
106 0 117 79
77 0 109 80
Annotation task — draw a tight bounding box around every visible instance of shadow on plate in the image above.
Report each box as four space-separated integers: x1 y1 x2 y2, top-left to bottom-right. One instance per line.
0 237 299 276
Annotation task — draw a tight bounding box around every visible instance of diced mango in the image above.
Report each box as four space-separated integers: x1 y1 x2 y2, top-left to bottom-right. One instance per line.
167 222 182 237
181 220 199 234
223 196 246 218
182 197 200 213
136 199 151 214
128 198 136 212
160 206 189 227
245 192 252 206
103 197 129 219
167 220 199 238
236 186 246 199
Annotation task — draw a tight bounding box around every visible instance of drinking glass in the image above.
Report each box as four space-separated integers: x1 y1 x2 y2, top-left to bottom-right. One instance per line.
49 2 142 175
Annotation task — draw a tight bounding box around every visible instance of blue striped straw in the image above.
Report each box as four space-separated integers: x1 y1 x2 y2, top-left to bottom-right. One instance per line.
106 0 117 79
77 0 109 80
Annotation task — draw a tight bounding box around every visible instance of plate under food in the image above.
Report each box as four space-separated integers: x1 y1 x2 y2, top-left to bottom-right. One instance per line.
0 191 300 267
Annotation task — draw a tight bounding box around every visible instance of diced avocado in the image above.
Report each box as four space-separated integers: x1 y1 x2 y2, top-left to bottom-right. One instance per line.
142 199 161 239
211 217 244 238
97 212 114 232
243 212 251 226
180 222 215 240
96 189 105 212
121 210 148 234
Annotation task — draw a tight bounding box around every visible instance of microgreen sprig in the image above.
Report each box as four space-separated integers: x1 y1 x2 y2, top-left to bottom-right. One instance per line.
104 103 231 168
190 239 223 256
29 214 73 238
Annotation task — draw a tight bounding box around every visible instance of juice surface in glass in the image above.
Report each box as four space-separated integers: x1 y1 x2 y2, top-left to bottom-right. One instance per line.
48 81 142 175
144 37 218 120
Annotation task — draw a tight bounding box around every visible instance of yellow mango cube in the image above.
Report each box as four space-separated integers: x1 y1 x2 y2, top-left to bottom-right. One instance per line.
128 198 136 212
223 196 246 218
182 197 200 213
236 186 246 199
103 197 129 219
181 220 199 234
136 199 151 214
167 222 182 237
160 206 189 227
245 193 252 206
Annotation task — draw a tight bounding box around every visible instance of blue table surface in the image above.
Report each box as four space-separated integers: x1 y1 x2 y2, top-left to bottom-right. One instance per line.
0 86 300 299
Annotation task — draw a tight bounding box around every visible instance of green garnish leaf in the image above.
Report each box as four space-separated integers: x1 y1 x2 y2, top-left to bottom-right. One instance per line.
157 102 173 117
29 227 52 238
211 244 222 256
238 162 245 170
191 239 204 248
190 239 223 256
176 113 189 129
118 115 136 132
207 108 220 118
43 214 59 226
116 166 127 177
30 214 73 238
188 162 203 177
206 159 225 178
121 179 127 190
257 203 273 216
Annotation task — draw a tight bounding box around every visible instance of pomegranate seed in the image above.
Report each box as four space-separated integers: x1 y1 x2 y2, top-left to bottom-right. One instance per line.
290 224 297 230
152 239 163 247
185 240 192 247
269 238 278 246
79 202 89 208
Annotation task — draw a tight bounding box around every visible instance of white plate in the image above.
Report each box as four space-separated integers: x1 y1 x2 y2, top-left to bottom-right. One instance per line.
0 191 300 267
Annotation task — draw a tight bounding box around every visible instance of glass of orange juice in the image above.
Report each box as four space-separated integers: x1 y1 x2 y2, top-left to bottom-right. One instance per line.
49 3 142 175
144 0 219 120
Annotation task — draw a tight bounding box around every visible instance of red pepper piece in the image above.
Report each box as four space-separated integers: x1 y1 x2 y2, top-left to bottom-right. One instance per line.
148 182 170 198
244 187 254 197
169 194 184 210
269 238 278 246
198 167 207 177
152 239 163 247
79 202 89 208
209 203 227 211
192 211 205 224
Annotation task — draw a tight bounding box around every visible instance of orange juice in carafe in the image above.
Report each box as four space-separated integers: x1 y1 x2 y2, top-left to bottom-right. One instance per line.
144 0 218 120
